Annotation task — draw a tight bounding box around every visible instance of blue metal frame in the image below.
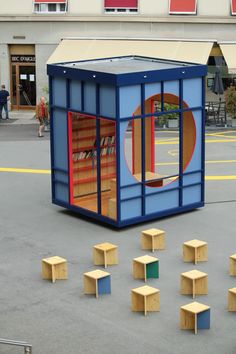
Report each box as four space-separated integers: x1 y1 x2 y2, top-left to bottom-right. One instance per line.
48 55 207 228
47 55 207 87
179 79 183 207
141 84 146 216
116 87 121 223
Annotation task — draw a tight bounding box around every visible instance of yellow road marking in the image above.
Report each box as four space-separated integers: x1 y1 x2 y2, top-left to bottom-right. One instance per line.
156 159 236 166
0 167 235 181
206 133 236 139
168 149 179 156
156 139 236 145
0 168 51 174
206 130 236 136
205 175 236 180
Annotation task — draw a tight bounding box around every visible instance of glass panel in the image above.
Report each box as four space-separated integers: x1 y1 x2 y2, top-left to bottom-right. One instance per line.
70 112 98 213
39 4 47 11
48 4 57 11
149 95 179 187
124 94 180 188
60 3 66 11
19 66 36 106
11 65 17 106
34 4 39 12
100 118 117 219
183 110 197 173
152 113 179 187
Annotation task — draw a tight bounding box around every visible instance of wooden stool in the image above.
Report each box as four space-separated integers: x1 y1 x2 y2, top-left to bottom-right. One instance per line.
132 285 160 316
93 242 118 268
84 269 111 298
229 254 236 276
181 270 208 299
141 228 165 252
183 239 208 265
133 255 159 282
42 256 68 283
228 287 236 311
180 301 210 334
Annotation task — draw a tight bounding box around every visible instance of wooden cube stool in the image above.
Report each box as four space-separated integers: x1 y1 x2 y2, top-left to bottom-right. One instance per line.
132 285 160 316
183 239 208 265
229 254 236 276
141 228 165 252
180 301 210 334
181 270 208 299
228 287 236 311
93 242 118 268
84 269 111 298
42 256 68 283
133 255 159 282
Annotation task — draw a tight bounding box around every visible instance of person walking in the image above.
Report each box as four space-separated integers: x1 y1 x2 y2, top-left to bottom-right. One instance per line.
0 84 10 120
36 96 49 137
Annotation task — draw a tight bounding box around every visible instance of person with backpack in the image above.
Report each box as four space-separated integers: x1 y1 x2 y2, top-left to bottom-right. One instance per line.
36 96 49 137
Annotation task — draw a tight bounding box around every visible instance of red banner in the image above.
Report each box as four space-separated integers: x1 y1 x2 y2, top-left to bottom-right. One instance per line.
35 0 66 3
232 0 236 14
169 0 197 13
105 0 137 8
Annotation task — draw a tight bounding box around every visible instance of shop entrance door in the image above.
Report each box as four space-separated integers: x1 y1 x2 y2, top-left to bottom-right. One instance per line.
11 64 36 110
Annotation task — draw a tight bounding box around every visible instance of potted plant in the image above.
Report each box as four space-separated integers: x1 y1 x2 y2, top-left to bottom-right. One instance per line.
225 85 236 127
165 103 179 128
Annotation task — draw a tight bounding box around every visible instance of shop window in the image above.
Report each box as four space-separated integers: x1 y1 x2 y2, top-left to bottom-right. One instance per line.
232 0 236 15
33 1 67 13
124 94 196 188
104 0 138 13
169 0 197 14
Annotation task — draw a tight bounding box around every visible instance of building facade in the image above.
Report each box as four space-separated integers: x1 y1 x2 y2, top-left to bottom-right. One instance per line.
0 0 236 109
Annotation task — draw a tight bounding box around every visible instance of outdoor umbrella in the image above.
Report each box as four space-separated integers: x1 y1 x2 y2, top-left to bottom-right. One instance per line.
211 67 224 96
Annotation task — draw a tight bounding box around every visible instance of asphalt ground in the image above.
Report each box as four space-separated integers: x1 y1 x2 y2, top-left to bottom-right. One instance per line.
0 126 236 354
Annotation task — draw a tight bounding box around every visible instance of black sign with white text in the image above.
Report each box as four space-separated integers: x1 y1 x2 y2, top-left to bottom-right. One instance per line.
11 55 35 63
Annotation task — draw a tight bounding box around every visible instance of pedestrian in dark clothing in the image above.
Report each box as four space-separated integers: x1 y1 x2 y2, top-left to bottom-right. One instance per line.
0 84 10 120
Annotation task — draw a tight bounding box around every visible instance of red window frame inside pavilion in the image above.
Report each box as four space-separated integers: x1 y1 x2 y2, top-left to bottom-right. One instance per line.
169 0 197 14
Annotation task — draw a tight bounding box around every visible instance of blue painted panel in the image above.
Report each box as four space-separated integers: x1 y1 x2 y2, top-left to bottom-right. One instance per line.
53 109 68 170
197 309 210 330
121 184 142 199
121 199 142 220
70 80 81 111
145 179 179 195
119 85 141 118
54 171 68 184
100 85 116 118
53 77 67 107
146 190 179 214
183 172 201 186
183 185 201 205
120 121 140 186
164 80 179 97
84 82 96 114
55 183 69 203
183 78 202 108
145 83 161 101
98 275 111 295
184 110 202 173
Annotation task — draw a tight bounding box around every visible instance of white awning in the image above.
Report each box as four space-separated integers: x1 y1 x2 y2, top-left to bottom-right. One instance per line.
219 44 236 74
47 39 213 65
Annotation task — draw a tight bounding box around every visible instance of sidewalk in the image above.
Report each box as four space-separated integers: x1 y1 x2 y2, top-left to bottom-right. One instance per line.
0 109 235 130
0 110 37 125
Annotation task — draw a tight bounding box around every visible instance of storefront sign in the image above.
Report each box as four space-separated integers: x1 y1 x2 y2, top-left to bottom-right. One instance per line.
11 55 35 63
